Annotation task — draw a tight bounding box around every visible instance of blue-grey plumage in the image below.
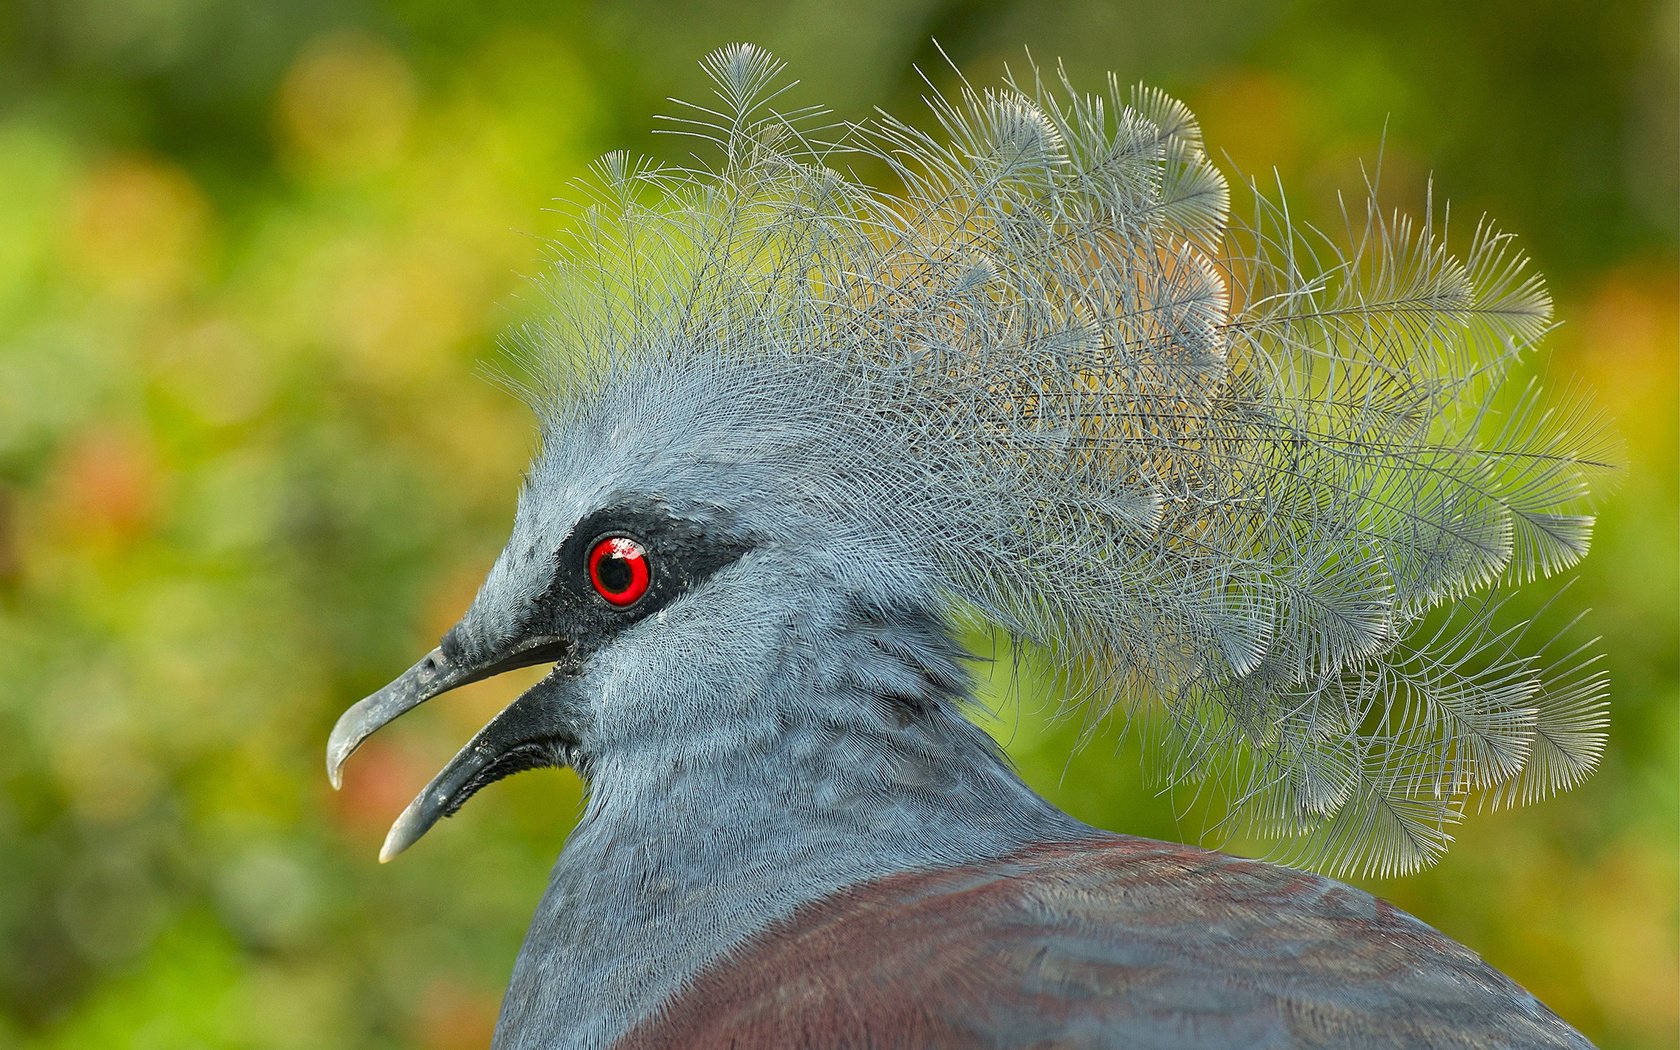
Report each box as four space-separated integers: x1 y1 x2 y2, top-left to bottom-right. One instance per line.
326 44 1612 1048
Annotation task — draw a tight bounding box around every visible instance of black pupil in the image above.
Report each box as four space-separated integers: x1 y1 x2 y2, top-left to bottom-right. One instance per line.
596 550 634 594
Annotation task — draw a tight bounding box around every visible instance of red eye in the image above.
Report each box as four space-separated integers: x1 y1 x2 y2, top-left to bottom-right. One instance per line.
586 535 651 606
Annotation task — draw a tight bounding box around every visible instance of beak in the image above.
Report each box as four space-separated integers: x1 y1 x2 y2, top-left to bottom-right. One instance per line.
327 629 578 860
378 669 581 862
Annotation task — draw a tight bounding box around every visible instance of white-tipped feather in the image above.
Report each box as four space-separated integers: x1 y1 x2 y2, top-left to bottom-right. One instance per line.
514 44 1614 876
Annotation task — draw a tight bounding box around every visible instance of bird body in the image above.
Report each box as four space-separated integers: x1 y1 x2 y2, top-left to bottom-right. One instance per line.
327 45 1612 1048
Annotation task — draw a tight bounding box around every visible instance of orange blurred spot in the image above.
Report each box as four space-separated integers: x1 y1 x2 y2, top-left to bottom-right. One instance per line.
415 977 501 1050
45 426 162 548
277 30 418 179
64 154 212 301
331 737 433 842
1576 266 1678 431
1189 70 1306 179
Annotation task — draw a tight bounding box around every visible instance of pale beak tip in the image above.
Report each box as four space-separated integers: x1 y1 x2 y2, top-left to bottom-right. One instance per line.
325 718 358 790
379 794 432 863
326 732 356 790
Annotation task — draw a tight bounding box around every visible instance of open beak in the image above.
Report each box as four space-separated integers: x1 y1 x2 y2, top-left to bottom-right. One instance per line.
327 633 579 861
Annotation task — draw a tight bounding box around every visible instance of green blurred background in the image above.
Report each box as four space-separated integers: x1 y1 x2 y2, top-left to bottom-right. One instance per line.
1 0 1674 1047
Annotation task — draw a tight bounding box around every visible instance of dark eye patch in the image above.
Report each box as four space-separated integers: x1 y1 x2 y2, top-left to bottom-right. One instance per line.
516 498 754 659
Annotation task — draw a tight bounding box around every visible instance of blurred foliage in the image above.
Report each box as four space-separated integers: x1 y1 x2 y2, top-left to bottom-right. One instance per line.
0 0 1674 1047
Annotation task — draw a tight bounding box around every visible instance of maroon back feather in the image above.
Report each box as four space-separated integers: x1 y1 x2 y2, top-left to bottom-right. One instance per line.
615 838 1587 1049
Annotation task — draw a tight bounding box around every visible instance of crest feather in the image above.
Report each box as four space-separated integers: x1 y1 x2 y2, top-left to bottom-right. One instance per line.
517 45 1615 876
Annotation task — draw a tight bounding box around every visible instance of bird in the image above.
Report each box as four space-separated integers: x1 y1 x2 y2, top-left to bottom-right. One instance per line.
326 44 1614 1049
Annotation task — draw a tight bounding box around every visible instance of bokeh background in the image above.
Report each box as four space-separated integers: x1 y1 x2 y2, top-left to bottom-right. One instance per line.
1 0 1674 1047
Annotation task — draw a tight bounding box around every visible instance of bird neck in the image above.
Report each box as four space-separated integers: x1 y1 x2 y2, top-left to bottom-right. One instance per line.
492 602 1093 1049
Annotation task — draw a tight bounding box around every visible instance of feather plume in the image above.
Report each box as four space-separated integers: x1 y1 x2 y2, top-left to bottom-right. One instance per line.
512 44 1615 876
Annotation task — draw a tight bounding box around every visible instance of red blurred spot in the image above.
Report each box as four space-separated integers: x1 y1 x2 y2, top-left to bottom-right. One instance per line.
330 738 431 841
49 427 161 546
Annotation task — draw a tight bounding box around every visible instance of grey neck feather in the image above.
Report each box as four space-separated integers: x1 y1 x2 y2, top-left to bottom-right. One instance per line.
491 603 1092 1050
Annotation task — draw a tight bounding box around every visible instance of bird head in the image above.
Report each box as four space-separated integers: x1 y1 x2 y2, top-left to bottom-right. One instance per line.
326 343 1001 861
327 45 1615 875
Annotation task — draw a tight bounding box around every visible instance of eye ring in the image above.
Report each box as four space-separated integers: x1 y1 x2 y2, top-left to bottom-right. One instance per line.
586 534 651 607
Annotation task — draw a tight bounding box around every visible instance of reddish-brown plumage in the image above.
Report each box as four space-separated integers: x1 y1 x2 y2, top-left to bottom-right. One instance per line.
615 838 1581 1049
